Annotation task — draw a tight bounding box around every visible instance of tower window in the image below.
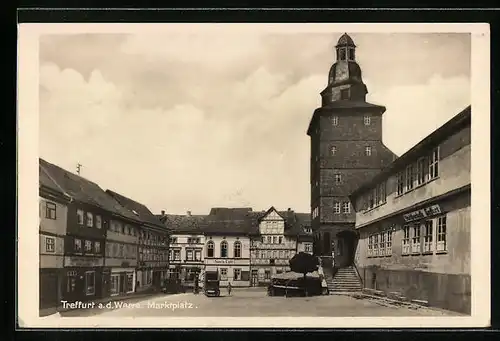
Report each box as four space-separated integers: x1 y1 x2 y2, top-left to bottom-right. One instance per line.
332 116 338 126
339 48 347 61
348 48 355 61
364 116 371 125
365 146 372 156
331 146 337 155
334 174 342 184
340 89 349 100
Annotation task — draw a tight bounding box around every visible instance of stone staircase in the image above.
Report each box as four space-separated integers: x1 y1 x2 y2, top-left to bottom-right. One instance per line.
326 266 363 294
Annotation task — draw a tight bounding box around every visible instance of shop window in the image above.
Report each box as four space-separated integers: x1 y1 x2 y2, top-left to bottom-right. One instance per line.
424 220 434 253
147 270 152 285
45 202 57 220
45 236 55 253
206 241 214 258
411 224 421 254
220 241 228 258
126 273 134 293
437 216 447 252
234 268 242 281
402 225 410 255
233 241 242 258
110 274 120 296
77 209 84 225
85 271 95 296
220 268 228 281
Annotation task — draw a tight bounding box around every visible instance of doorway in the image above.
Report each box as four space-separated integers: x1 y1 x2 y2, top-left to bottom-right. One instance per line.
251 270 258 287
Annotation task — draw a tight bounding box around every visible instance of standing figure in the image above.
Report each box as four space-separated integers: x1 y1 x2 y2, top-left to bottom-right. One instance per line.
227 282 232 296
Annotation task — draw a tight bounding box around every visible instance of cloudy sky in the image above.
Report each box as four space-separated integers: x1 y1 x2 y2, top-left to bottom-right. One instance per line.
38 28 471 215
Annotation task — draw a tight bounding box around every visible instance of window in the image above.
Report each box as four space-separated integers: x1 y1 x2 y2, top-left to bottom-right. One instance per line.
340 88 349 100
429 147 440 179
331 146 337 155
234 241 242 258
373 234 379 256
339 48 347 60
267 236 272 244
74 238 82 253
386 231 392 256
170 237 178 244
85 271 95 295
45 202 56 219
195 249 202 261
267 250 272 258
334 174 342 184
45 236 55 253
220 241 228 258
305 243 313 253
312 207 319 219
334 202 341 214
424 220 433 252
173 249 180 261
234 268 242 281
397 171 405 196
368 190 374 209
364 116 371 126
110 274 119 295
332 116 339 126
437 216 447 251
126 273 134 293
380 233 386 256
411 224 421 254
206 241 214 258
417 157 429 185
119 244 124 258
86 212 93 227
186 249 193 261
77 209 84 225
94 241 101 254
285 250 290 259
124 225 129 235
348 48 355 60
406 164 415 191
264 269 271 280
365 146 372 156
95 215 102 229
378 182 387 204
368 235 373 257
402 225 410 255
278 236 283 244
220 268 228 281
66 274 77 293
342 202 350 214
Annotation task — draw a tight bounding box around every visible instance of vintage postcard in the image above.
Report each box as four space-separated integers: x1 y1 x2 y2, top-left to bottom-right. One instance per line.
17 22 490 328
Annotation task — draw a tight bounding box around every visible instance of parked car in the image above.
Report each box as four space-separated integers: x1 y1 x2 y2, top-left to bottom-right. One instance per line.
204 270 220 297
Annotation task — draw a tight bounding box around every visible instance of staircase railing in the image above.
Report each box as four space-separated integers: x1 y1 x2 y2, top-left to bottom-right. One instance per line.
352 260 363 287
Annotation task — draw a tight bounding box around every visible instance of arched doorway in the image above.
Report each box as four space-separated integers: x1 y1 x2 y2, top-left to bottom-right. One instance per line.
335 230 359 268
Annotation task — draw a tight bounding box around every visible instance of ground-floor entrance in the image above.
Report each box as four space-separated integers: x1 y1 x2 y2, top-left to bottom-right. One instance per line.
39 268 62 309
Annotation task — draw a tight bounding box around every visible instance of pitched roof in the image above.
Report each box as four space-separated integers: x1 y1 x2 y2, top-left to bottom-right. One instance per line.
106 190 165 228
349 105 471 199
162 214 207 234
39 158 139 222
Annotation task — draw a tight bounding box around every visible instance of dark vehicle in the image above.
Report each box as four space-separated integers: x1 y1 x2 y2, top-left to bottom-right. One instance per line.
204 270 220 297
267 271 325 297
162 277 185 294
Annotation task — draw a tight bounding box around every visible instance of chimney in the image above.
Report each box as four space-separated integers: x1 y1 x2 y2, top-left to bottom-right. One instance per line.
288 208 291 212
187 210 192 216
161 210 165 216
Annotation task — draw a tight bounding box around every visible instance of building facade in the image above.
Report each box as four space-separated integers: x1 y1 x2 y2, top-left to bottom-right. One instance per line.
39 164 72 310
203 208 252 287
107 191 170 293
349 106 471 314
306 33 397 268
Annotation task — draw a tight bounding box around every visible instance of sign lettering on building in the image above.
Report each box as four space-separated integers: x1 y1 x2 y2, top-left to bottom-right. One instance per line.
65 256 104 267
213 259 235 265
403 204 442 223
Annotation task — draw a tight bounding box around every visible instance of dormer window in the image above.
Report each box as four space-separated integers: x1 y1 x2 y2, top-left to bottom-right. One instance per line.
339 48 347 61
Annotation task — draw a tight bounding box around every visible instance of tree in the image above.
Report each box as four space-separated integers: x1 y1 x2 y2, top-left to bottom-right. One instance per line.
289 252 320 296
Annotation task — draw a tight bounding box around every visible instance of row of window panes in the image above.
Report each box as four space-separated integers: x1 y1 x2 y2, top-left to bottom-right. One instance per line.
365 182 387 211
110 273 134 295
251 250 296 259
73 238 101 254
109 220 136 237
206 240 242 258
44 236 56 253
330 115 371 126
65 271 96 296
331 146 372 156
106 242 137 259
397 148 440 196
333 202 351 214
367 231 393 257
261 235 284 244
169 248 202 261
312 207 319 219
76 209 102 229
337 47 356 62
187 237 201 244
402 216 447 254
219 268 249 281
139 247 169 261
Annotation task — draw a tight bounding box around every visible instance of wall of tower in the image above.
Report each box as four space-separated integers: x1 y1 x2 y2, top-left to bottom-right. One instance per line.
318 114 383 140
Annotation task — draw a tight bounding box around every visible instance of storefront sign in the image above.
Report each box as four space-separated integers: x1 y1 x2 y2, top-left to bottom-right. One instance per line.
64 256 104 267
206 258 250 266
213 259 235 265
403 204 442 223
